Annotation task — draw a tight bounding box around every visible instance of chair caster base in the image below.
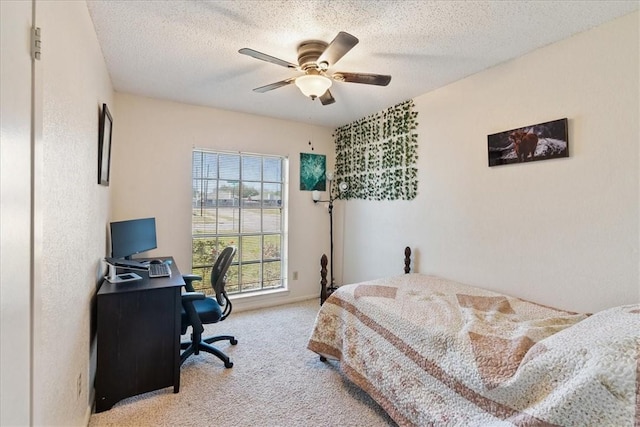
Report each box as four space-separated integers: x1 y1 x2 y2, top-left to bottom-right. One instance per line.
224 361 233 368
230 338 238 345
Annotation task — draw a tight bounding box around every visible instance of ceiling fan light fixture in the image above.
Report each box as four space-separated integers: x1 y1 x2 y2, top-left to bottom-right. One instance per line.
295 74 332 99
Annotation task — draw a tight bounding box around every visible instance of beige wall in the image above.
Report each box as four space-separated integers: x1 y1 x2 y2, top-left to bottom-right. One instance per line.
111 94 334 311
34 1 113 425
342 12 639 314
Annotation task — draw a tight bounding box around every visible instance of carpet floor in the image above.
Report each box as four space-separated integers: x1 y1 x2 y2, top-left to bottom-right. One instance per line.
89 298 396 426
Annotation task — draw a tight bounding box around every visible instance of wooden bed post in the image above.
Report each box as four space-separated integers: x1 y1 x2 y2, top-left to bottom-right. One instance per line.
404 247 411 274
320 254 328 305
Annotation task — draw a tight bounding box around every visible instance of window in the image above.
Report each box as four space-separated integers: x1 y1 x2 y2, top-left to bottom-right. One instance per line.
191 150 286 295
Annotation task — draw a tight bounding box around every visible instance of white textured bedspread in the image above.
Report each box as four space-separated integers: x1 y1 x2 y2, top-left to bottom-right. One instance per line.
307 274 639 426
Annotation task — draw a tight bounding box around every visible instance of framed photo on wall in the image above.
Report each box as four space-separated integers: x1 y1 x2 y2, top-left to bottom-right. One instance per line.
488 118 568 167
98 103 113 185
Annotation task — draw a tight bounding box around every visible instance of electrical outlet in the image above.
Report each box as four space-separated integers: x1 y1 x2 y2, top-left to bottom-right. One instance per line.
77 373 82 398
292 271 298 280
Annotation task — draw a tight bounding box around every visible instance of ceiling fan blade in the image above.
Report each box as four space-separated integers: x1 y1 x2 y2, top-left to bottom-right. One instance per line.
319 90 335 106
317 32 359 67
239 48 299 69
253 78 296 93
333 72 391 86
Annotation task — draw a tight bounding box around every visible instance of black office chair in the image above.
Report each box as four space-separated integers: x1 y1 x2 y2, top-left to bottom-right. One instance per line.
180 246 237 368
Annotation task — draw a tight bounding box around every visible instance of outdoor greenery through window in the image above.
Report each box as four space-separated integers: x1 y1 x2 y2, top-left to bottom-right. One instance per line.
192 150 286 296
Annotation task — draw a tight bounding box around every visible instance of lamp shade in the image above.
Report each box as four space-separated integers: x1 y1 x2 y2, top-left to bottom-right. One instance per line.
312 190 320 201
295 75 332 98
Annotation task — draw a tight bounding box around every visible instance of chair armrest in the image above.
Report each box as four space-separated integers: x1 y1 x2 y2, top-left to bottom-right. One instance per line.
181 291 205 303
180 292 206 334
182 274 202 292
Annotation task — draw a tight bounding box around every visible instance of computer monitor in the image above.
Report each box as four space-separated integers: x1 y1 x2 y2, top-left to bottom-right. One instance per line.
110 217 157 260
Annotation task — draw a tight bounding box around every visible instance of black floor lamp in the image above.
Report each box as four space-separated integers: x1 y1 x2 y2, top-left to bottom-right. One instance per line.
312 173 348 300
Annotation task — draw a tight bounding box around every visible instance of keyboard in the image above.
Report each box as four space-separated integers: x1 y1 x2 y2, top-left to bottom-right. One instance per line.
149 262 171 278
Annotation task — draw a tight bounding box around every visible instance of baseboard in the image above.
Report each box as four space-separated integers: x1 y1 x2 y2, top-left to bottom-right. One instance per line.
83 400 92 426
232 294 319 313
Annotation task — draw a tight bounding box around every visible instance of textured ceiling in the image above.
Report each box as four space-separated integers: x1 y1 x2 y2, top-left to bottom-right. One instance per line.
86 1 638 128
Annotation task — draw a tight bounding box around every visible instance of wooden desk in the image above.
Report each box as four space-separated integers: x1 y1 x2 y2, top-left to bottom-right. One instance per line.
95 257 185 412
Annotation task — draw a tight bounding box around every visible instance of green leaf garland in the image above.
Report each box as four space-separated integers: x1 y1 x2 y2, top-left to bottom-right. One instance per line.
333 99 418 200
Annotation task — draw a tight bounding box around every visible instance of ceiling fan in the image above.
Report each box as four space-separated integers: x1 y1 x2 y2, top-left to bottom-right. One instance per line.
239 32 391 105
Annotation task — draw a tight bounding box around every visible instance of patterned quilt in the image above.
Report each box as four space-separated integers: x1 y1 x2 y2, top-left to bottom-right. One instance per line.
307 274 639 426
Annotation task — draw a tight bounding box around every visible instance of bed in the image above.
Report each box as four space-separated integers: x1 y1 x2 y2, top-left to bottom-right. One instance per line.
308 248 639 426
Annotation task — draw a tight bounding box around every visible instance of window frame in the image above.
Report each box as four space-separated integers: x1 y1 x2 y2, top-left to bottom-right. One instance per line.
191 149 288 296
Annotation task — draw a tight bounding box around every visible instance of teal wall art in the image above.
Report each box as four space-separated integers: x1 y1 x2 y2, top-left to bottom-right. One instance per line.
300 153 326 191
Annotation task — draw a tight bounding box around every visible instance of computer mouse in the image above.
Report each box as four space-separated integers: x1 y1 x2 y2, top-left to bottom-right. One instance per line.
149 259 163 264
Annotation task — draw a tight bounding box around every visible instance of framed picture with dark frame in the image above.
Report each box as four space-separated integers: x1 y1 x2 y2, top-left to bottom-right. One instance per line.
98 103 113 185
488 118 568 167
